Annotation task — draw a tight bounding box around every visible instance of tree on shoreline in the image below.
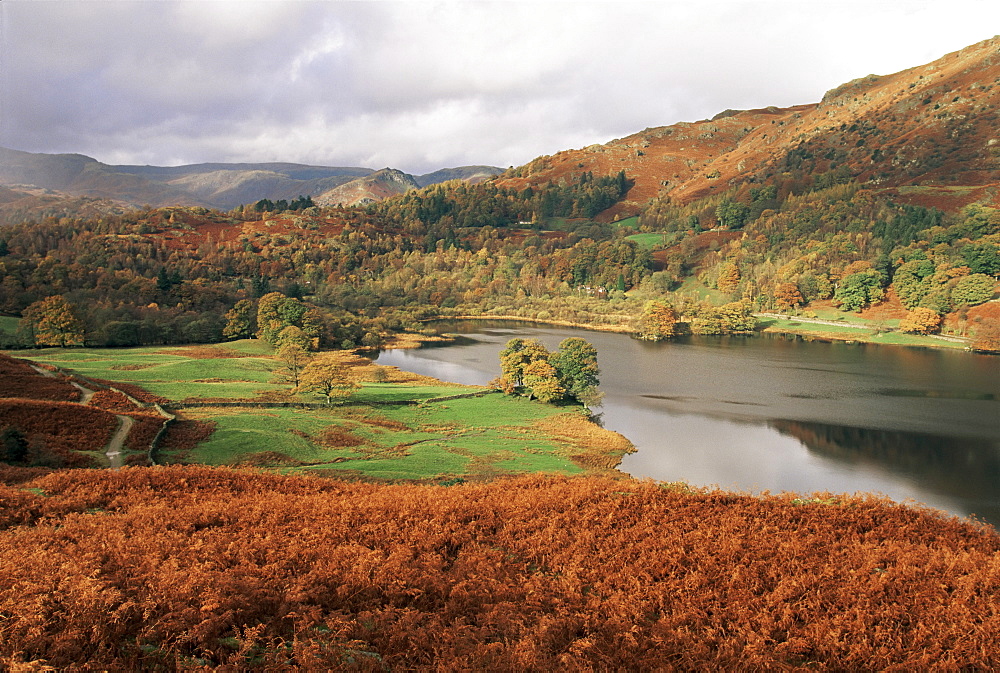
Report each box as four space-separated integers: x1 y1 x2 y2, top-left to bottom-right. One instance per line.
494 337 602 405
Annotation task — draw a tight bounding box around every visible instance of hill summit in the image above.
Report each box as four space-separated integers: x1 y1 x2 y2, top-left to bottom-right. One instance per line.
495 36 1000 218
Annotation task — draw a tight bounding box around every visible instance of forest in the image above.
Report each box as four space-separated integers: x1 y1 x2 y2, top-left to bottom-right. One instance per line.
0 164 997 354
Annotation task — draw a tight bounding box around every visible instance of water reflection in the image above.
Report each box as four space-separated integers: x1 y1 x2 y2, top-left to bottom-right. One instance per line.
771 420 1000 524
378 321 1000 528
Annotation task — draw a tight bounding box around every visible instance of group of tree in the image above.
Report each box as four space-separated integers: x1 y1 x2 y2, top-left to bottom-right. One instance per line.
252 195 315 213
370 170 630 230
638 299 757 340
494 337 602 406
0 165 997 352
271 342 359 404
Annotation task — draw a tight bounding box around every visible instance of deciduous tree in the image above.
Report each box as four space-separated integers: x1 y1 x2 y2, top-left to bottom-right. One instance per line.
717 261 741 294
276 342 313 388
899 307 942 334
498 338 551 388
298 355 359 404
638 300 679 341
551 337 600 404
222 299 255 340
834 269 884 312
951 273 995 307
522 359 564 403
20 295 85 346
773 283 804 310
971 319 1000 353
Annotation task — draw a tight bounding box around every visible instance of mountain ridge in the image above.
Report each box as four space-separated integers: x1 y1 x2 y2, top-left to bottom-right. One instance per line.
2 36 999 222
0 146 503 217
494 35 1000 218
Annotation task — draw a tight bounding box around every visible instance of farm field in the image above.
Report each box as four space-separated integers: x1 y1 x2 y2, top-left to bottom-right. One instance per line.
9 341 631 480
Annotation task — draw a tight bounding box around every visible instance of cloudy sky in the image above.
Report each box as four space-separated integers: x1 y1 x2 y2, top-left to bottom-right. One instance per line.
2 1 999 174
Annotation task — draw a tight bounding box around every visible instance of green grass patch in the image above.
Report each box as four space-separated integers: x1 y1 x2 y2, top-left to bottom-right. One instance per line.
7 342 628 480
12 346 283 401
168 395 593 480
806 306 872 326
626 232 672 249
349 383 469 404
760 318 966 349
611 216 640 228
676 277 728 303
214 339 275 356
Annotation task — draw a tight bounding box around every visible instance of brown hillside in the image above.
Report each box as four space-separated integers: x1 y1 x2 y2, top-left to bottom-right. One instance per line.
497 36 1000 216
2 467 999 669
315 168 420 207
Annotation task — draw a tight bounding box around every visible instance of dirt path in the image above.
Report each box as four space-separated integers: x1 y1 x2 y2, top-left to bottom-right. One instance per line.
71 381 95 404
104 415 134 469
29 362 129 468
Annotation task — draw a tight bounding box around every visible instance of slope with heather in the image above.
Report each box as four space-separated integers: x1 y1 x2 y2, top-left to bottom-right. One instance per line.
496 36 1000 218
1 466 998 670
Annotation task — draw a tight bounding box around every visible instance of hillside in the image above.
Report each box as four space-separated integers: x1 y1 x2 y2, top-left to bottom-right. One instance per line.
496 36 1000 219
315 167 421 207
0 147 502 217
1 466 998 669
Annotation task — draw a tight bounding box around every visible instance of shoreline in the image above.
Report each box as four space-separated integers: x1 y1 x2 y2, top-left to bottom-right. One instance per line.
387 312 975 353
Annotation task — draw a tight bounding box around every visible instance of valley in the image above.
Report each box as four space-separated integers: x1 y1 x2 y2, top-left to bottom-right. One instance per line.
2 34 1000 670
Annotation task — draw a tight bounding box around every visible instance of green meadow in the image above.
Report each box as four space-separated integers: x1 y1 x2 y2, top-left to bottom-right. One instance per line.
11 340 630 481
757 317 967 349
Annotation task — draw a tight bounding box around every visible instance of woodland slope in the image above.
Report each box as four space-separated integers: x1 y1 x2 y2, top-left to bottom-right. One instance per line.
1 38 998 354
497 36 1000 218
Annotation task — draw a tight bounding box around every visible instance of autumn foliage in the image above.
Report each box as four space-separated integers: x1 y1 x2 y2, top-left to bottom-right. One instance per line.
0 353 79 402
1 467 999 670
0 400 114 467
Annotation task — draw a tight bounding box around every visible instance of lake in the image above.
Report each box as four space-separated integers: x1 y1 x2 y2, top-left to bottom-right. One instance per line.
376 321 1000 528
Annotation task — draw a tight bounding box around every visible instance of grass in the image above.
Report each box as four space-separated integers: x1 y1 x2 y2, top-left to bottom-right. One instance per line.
611 216 640 228
169 394 601 480
8 340 629 480
805 306 875 326
626 232 673 248
10 341 285 401
676 276 729 303
758 317 967 349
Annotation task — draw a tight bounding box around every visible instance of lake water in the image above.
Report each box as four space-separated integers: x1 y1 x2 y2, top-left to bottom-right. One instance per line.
376 321 1000 528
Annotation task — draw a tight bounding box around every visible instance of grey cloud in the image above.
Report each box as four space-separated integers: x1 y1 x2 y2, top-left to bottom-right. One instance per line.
3 0 1000 175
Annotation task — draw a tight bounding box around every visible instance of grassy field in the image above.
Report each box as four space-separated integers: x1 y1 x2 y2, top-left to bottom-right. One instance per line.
611 215 640 228
170 394 603 480
10 340 632 480
16 341 285 401
758 317 967 349
626 232 670 248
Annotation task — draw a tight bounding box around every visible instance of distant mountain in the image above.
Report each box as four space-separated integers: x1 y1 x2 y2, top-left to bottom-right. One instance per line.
314 168 421 207
414 166 503 188
495 36 1000 218
0 147 503 218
